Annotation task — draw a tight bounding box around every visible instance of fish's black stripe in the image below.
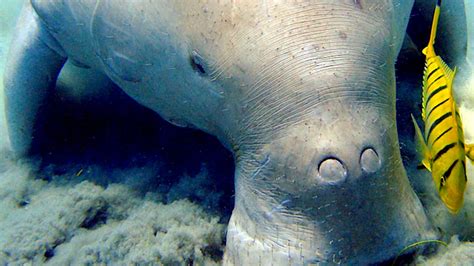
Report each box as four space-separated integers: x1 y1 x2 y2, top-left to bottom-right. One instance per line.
426 60 436 70
432 143 456 162
426 75 444 91
426 98 449 119
426 67 440 81
462 161 467 182
426 85 448 105
432 126 452 145
427 60 436 68
442 159 459 181
427 112 452 141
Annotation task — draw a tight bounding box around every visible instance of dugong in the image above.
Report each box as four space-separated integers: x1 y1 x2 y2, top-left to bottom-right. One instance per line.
4 0 436 264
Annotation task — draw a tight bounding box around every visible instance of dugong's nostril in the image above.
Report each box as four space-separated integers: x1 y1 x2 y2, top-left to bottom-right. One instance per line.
318 158 347 183
360 148 381 173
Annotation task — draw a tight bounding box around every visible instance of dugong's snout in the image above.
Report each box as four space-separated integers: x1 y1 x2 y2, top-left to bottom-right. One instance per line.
225 108 436 265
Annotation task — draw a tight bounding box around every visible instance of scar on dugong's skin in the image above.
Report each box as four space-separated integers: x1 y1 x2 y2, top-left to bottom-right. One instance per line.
4 0 436 264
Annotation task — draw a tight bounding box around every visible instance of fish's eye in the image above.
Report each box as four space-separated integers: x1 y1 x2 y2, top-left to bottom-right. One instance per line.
440 176 446 187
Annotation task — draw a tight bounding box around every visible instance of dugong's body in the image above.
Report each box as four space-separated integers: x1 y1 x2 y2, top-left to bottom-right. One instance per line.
5 0 436 264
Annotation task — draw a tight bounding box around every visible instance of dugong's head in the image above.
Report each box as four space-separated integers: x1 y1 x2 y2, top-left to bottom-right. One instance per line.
171 0 435 264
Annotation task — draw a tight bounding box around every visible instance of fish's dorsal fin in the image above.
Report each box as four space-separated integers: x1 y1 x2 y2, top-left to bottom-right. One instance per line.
411 114 432 171
421 103 426 121
421 83 426 121
421 65 428 121
422 0 442 57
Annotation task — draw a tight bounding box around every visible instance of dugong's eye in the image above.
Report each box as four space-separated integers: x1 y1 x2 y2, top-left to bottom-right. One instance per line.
190 50 208 76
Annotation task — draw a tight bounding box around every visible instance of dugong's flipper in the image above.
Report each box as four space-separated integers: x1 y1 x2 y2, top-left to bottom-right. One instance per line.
4 3 66 155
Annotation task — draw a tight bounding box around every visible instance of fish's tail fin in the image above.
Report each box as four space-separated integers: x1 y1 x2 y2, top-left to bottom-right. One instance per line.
422 0 442 56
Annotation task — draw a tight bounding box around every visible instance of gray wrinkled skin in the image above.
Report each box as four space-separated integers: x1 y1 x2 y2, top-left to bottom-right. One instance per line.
4 0 437 264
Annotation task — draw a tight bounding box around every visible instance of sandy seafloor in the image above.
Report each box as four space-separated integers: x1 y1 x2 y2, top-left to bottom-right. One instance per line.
0 1 473 265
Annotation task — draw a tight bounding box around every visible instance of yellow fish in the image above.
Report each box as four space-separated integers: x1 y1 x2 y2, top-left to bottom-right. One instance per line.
411 0 474 214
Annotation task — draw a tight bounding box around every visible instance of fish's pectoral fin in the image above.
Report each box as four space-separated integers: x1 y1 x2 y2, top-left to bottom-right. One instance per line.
417 164 428 170
465 144 474 163
411 114 432 171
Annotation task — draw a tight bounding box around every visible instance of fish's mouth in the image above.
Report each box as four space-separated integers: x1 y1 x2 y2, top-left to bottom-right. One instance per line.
446 204 460 214
441 194 463 214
